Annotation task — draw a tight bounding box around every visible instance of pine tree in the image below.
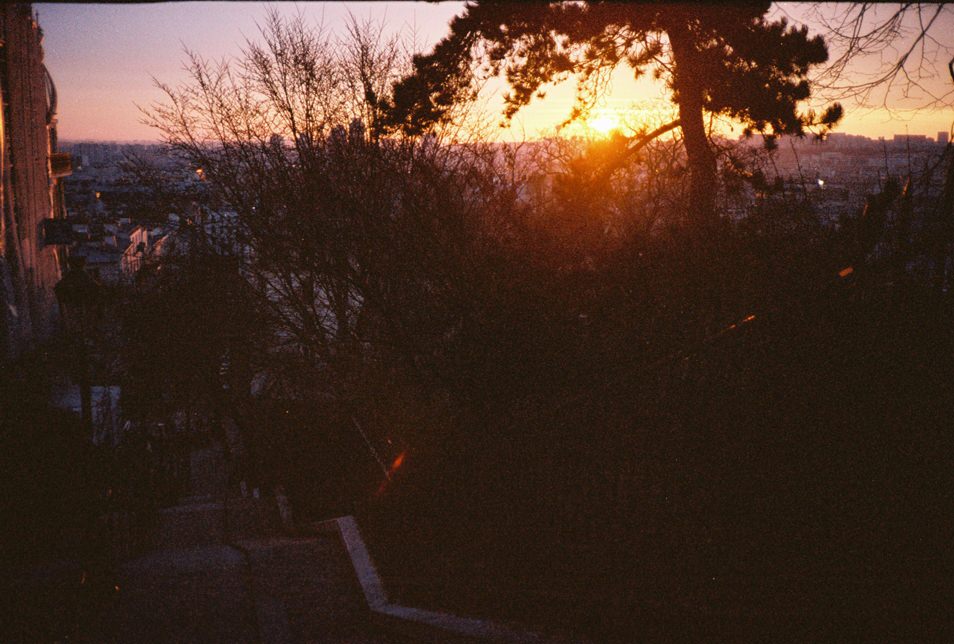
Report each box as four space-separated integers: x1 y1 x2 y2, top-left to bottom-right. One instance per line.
384 2 842 226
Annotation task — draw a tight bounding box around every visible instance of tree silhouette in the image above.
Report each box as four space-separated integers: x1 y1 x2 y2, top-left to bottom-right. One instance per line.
384 1 842 225
141 10 515 482
804 3 954 112
120 225 265 432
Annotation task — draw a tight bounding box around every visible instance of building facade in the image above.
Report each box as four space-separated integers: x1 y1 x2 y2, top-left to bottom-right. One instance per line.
0 4 71 362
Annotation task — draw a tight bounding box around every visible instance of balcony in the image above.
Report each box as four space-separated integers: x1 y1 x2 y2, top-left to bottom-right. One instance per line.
50 152 72 178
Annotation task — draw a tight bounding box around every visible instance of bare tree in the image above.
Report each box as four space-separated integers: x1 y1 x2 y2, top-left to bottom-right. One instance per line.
793 3 954 114
140 9 512 477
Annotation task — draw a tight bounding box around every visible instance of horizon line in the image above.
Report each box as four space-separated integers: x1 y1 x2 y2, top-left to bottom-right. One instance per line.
58 129 952 146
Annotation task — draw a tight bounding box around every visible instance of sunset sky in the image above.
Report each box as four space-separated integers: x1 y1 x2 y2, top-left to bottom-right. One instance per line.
34 2 954 143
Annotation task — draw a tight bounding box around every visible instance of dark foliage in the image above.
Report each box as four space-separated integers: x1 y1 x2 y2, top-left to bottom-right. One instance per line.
131 8 954 640
0 349 117 642
360 216 954 640
120 227 266 430
0 351 108 565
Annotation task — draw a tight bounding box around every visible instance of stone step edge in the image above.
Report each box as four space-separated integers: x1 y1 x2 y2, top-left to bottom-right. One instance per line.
322 515 576 643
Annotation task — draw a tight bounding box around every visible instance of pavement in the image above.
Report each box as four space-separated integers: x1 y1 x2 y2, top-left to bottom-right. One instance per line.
109 535 399 643
8 500 518 643
112 545 256 643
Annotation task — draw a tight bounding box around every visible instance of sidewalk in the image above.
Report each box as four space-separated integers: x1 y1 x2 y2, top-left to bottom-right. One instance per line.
113 545 257 643
109 536 398 643
238 535 397 644
111 535 396 644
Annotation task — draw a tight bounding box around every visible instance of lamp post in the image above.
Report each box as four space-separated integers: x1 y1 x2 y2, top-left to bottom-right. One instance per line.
55 256 103 435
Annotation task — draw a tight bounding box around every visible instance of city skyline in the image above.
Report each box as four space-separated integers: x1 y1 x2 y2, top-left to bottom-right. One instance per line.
35 2 954 142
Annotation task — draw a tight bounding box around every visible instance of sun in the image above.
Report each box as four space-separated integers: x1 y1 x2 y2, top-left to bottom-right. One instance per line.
587 109 622 136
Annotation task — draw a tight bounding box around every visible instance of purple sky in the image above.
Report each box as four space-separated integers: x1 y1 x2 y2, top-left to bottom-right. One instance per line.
35 2 954 142
37 2 465 141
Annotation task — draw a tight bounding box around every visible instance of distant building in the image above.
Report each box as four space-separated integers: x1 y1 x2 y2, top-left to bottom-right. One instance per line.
939 131 949 146
121 224 152 276
893 134 931 145
0 4 71 362
52 383 123 445
72 244 121 284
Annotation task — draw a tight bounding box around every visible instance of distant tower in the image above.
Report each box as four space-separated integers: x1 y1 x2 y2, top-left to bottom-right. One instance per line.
938 131 949 145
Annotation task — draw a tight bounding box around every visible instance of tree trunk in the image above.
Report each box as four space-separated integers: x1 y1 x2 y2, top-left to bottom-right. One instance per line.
668 26 717 228
932 145 954 294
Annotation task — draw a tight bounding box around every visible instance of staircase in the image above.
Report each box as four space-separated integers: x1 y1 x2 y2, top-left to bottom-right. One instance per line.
154 496 284 550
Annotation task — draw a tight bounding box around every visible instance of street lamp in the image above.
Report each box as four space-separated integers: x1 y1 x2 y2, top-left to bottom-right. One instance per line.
55 256 103 435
